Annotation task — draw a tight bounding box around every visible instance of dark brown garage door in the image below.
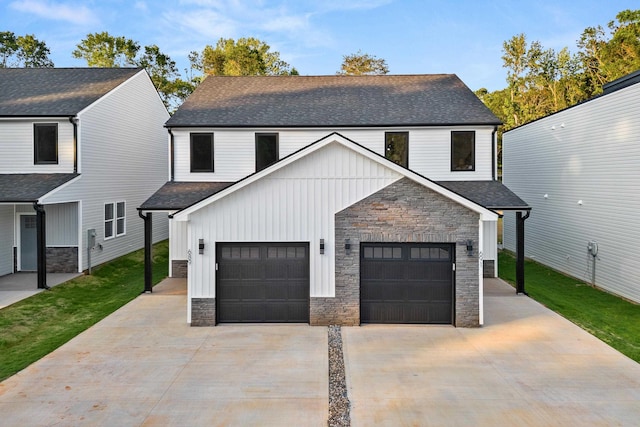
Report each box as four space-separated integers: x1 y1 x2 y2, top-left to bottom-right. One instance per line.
216 243 309 323
360 243 454 324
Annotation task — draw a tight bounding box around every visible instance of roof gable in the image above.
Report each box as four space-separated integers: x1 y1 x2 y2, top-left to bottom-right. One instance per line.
0 68 141 117
172 132 498 221
166 74 501 128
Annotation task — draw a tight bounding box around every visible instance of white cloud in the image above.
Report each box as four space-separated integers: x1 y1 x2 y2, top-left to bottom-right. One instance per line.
9 0 99 26
134 1 148 12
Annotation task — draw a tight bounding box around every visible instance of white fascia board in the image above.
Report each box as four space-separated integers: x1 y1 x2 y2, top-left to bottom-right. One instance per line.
37 175 82 204
172 132 498 221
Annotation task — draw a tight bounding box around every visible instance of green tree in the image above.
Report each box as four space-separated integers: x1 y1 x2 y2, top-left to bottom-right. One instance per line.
191 37 296 76
0 31 53 67
337 50 389 75
72 32 140 67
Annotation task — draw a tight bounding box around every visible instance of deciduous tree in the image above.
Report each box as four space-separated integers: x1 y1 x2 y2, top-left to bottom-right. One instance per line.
72 32 139 67
0 31 53 67
337 50 389 75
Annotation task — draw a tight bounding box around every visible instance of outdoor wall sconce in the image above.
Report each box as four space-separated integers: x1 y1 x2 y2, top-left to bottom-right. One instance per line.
198 238 205 254
466 239 473 256
344 238 351 254
320 239 325 254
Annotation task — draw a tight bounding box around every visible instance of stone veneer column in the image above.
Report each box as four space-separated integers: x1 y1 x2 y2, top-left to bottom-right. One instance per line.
191 298 216 326
310 177 481 327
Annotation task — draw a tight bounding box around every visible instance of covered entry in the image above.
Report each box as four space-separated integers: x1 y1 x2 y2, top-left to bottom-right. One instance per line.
216 242 310 323
360 242 454 324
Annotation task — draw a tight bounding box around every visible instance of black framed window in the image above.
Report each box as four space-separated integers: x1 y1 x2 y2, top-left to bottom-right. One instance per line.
255 133 278 171
385 132 408 167
190 133 214 172
34 123 58 164
451 131 475 171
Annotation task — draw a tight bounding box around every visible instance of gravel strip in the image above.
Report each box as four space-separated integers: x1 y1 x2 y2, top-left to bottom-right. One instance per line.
328 325 350 427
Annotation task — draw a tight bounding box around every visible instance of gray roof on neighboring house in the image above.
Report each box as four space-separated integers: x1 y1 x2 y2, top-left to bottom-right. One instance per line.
0 68 140 117
139 181 234 210
436 180 529 210
0 174 79 202
166 74 501 128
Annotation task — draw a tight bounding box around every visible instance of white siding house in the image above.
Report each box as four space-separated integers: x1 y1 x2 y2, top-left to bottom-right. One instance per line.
0 68 169 289
141 74 528 326
503 70 640 303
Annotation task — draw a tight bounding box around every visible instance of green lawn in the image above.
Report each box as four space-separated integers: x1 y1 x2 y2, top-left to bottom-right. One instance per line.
0 240 169 381
499 250 640 363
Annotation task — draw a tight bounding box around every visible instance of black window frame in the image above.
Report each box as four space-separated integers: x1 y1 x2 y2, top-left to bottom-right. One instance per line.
451 131 475 171
34 123 58 165
190 132 214 173
255 133 279 172
385 132 409 168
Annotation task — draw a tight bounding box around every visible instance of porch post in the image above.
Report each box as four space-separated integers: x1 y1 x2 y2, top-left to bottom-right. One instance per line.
516 210 530 294
139 211 153 293
33 203 49 290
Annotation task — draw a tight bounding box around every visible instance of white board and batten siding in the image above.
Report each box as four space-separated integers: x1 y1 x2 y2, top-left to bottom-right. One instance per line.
503 81 640 302
43 70 170 270
186 142 402 299
0 119 75 174
0 205 13 276
171 126 496 183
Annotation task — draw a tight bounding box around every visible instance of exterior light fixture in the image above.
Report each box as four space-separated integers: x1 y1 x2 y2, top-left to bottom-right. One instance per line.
344 239 351 254
320 239 325 254
466 239 473 256
198 238 205 254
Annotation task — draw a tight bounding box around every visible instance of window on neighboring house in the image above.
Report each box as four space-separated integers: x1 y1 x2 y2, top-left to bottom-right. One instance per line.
190 133 214 172
34 123 58 164
255 133 278 171
105 202 126 239
451 131 475 171
385 132 408 168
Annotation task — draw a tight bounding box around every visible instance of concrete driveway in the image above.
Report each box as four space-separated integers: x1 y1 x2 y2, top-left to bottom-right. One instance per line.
1 278 640 426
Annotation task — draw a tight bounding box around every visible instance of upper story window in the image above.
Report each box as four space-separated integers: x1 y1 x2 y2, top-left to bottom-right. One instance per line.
451 131 475 171
385 132 408 168
255 133 279 172
34 123 58 164
190 133 214 172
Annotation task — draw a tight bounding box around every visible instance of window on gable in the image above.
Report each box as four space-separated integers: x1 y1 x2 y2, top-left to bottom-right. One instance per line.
255 133 279 172
104 203 115 240
385 132 408 168
190 133 214 172
451 131 475 171
34 123 58 164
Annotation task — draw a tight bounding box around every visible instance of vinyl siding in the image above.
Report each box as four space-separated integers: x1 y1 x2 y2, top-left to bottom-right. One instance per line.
172 126 495 182
503 81 640 302
44 202 78 246
0 119 75 173
44 71 170 270
170 218 188 261
187 141 402 298
0 205 13 276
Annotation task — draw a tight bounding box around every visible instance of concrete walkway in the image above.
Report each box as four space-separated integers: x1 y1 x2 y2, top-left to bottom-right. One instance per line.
0 272 81 309
343 278 640 426
0 278 328 426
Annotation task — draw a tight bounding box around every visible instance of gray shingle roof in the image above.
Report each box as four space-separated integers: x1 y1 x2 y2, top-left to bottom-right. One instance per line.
0 174 79 202
140 181 234 210
0 68 140 117
166 74 501 127
436 180 529 210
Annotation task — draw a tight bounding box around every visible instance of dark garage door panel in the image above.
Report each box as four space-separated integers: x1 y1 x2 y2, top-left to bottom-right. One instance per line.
361 243 454 324
217 243 310 323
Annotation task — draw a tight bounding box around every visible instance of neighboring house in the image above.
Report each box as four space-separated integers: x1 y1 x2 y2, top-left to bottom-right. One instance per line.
140 74 529 327
0 68 169 289
503 70 640 303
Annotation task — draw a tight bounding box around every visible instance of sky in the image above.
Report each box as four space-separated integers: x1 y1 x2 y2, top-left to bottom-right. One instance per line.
1 0 638 91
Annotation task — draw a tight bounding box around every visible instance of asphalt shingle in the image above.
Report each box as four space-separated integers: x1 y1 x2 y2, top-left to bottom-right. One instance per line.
436 180 529 210
0 174 79 202
140 181 234 210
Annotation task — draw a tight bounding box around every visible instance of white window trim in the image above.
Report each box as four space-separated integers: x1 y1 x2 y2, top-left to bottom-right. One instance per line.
116 201 126 237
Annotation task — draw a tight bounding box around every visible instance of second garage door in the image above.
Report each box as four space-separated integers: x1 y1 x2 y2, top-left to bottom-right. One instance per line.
360 243 455 324
216 242 309 323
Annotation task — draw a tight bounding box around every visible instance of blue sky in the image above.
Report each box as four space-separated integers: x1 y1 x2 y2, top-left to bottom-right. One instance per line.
1 0 638 91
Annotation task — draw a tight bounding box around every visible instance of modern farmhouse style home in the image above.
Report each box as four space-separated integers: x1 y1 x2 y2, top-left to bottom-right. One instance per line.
140 74 529 326
0 68 169 289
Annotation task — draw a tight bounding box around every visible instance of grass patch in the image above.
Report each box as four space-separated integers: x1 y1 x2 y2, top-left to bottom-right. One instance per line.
499 250 640 363
0 240 168 381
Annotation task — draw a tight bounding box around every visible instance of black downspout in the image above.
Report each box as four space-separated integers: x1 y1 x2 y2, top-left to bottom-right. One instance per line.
491 125 497 181
69 117 78 174
138 211 153 293
516 210 530 295
33 202 49 290
168 128 175 181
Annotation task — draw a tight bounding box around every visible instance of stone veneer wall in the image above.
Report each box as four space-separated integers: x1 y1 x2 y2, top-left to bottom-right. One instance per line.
172 260 188 278
483 260 495 278
311 178 481 327
191 298 216 326
46 247 78 273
